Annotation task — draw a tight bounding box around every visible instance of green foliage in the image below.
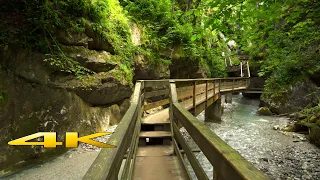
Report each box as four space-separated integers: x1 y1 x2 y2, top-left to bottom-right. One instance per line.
203 0 320 94
1 0 135 80
120 0 226 77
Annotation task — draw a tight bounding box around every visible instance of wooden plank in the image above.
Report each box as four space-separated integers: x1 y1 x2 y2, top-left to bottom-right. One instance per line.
173 123 209 180
136 145 174 157
139 131 171 138
128 106 142 180
144 81 169 88
176 81 194 88
144 89 169 99
177 88 193 100
122 112 140 179
177 85 193 92
181 90 216 111
144 99 170 111
169 81 178 141
169 81 178 103
196 83 206 95
172 103 269 180
133 155 188 179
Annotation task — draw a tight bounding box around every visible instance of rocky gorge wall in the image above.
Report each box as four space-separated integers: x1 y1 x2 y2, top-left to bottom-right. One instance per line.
0 22 210 174
0 25 137 173
260 79 320 115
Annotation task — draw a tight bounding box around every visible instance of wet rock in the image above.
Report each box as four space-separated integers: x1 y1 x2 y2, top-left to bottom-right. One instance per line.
257 107 273 116
273 125 280 130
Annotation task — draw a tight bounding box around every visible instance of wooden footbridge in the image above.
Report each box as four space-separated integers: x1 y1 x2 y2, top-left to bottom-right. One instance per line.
83 78 269 180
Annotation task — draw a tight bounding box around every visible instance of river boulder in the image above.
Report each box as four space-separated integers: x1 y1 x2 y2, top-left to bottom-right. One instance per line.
257 106 273 116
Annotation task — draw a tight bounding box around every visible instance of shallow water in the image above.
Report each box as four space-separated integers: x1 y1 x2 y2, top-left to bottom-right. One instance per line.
184 94 320 180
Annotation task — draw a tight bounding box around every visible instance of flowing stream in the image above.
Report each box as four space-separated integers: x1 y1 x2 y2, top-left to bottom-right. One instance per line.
183 94 320 180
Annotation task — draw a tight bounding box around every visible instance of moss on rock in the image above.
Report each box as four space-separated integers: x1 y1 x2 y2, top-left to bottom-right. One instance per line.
257 106 273 116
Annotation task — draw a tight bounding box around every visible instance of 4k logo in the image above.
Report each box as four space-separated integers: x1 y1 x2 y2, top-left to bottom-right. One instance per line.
8 132 116 148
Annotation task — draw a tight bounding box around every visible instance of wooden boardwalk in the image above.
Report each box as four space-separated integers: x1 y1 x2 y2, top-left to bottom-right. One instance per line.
83 78 269 180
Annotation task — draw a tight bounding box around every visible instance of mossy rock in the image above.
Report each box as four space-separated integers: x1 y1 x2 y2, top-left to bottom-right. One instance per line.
309 125 320 147
257 107 273 116
309 115 318 123
283 124 306 132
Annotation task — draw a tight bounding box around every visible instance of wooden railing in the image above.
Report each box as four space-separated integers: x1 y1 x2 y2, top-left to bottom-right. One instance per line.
83 81 144 180
169 78 269 180
83 77 269 180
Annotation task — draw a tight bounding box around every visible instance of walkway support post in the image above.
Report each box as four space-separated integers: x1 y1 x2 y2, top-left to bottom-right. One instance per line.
225 93 233 104
205 95 222 123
